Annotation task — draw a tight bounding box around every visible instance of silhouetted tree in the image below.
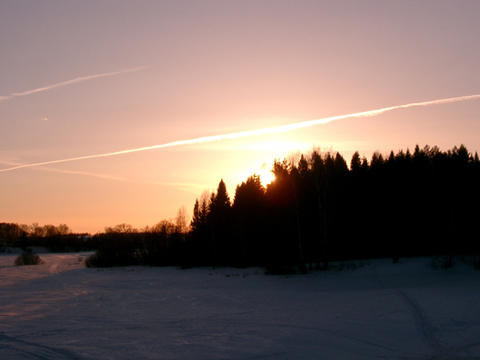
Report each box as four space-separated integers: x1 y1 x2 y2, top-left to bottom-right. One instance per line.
175 206 188 235
264 159 298 270
290 166 306 272
370 151 385 170
350 151 362 172
188 190 212 265
208 179 232 267
0 223 27 247
232 174 267 266
105 223 136 234
311 150 337 269
87 143 480 270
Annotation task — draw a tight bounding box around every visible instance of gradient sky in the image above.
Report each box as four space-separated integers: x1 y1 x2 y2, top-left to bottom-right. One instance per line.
1 1 480 234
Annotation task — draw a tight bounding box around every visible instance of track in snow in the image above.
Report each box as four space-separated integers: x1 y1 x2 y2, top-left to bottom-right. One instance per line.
0 333 86 360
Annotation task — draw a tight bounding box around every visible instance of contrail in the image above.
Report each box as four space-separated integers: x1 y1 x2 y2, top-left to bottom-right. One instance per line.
0 67 147 102
0 159 208 189
1 93 479 173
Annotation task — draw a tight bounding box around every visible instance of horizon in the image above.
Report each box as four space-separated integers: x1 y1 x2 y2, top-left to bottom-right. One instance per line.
2 1 480 233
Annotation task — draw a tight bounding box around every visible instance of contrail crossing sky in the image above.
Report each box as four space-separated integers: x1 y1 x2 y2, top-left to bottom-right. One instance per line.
1 93 479 173
0 67 147 103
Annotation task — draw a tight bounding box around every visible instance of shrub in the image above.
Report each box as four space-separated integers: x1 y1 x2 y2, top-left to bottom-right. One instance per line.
14 250 44 266
84 231 141 268
84 253 98 268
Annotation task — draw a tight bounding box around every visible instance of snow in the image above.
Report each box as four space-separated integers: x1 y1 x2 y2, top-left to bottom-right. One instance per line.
1 252 479 360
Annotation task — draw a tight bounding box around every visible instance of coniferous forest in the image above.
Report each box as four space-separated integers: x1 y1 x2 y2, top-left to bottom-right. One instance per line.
186 144 480 272
2 144 479 271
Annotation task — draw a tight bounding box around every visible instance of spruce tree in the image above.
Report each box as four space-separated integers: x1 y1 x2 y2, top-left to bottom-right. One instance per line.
208 179 232 266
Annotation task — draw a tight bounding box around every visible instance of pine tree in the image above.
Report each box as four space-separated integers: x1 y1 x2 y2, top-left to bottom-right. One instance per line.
210 179 231 211
208 179 232 266
233 174 267 265
350 151 361 172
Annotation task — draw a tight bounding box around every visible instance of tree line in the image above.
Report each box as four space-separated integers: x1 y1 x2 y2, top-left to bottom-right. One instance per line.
186 144 480 272
0 222 93 252
85 209 190 267
3 144 479 271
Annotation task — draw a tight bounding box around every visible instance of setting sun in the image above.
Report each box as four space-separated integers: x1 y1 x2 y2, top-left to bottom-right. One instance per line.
258 168 276 187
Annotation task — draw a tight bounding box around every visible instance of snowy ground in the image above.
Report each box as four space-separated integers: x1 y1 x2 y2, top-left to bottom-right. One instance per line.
1 251 479 360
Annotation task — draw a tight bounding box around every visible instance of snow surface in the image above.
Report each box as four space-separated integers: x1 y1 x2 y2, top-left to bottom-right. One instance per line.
1 252 479 360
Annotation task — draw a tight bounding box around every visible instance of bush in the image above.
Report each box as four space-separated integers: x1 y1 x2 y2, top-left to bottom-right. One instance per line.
84 253 99 268
84 233 140 268
84 251 136 268
14 250 44 266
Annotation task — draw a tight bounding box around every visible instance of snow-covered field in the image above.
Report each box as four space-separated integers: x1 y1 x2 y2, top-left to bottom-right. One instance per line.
1 251 479 360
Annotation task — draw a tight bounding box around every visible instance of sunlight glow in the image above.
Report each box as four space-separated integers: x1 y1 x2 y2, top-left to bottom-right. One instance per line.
258 169 275 187
1 93 480 173
238 140 310 153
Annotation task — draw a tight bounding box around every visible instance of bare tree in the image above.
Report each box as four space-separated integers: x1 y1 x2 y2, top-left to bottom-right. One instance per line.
57 224 70 235
175 206 188 234
105 223 136 234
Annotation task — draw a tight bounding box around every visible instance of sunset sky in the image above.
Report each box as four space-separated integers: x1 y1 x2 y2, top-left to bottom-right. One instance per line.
1 1 480 234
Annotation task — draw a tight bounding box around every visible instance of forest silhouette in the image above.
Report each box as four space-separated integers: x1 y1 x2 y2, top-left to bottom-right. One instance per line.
2 144 479 271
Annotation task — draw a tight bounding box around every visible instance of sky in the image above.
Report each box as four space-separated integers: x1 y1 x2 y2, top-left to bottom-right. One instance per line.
1 1 480 234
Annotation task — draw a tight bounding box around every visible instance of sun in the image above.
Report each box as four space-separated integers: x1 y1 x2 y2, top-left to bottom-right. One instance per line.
257 167 275 187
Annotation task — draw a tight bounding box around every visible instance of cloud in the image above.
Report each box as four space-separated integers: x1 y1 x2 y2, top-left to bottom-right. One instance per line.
41 118 48 121
0 66 147 103
1 93 480 173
